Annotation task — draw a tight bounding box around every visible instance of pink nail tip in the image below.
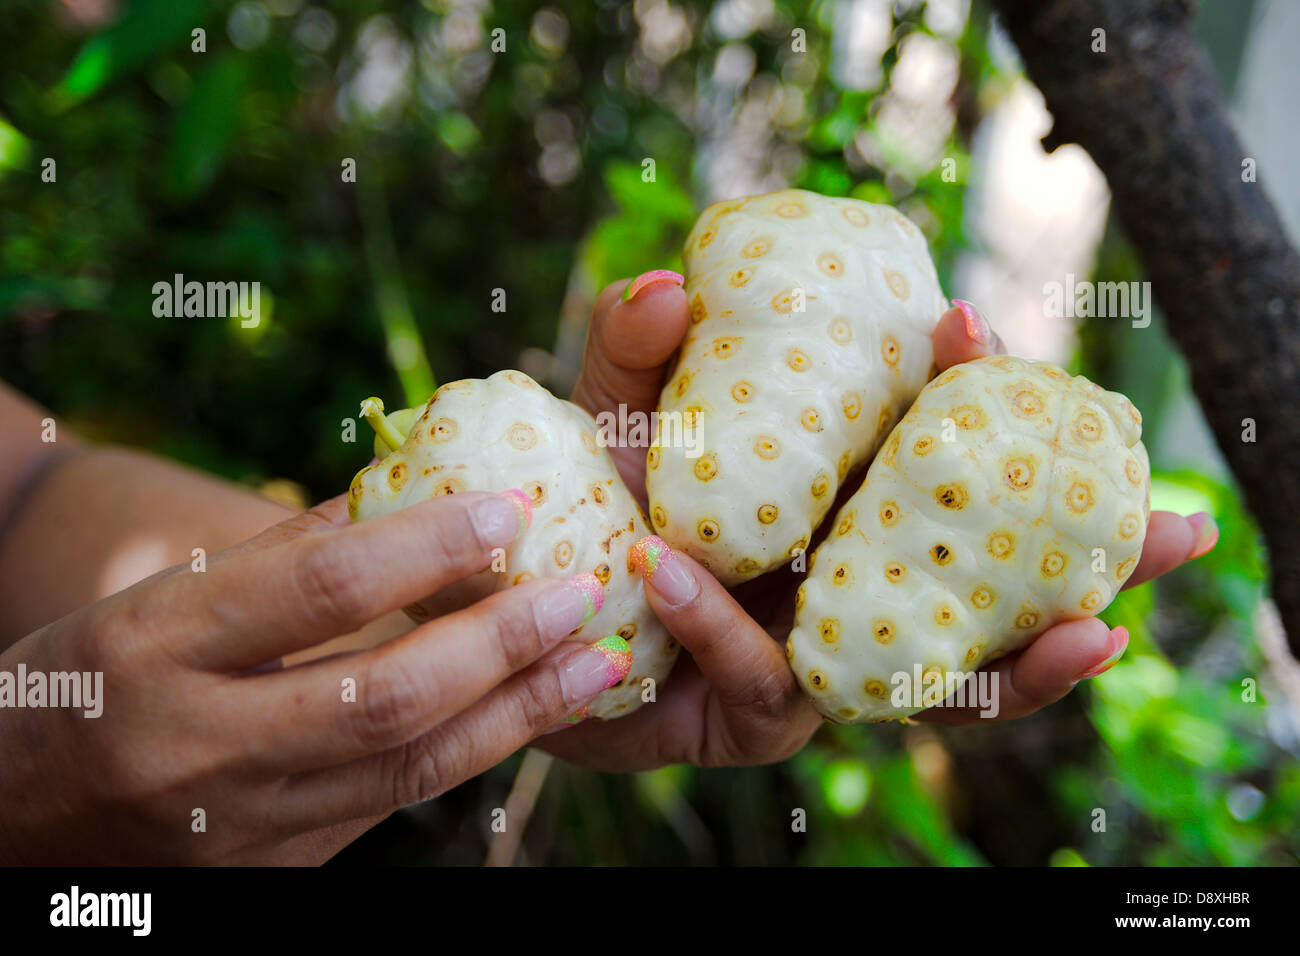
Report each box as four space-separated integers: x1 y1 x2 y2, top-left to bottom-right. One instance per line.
622 270 685 302
952 298 990 344
568 572 605 621
592 634 633 687
500 488 533 533
629 534 670 575
1186 512 1219 560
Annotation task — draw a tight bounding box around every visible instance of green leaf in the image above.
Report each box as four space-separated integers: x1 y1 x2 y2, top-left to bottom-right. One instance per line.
163 55 248 200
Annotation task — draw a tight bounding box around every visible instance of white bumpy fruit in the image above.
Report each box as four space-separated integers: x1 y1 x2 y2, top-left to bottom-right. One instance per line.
788 356 1151 723
647 188 949 585
348 370 678 719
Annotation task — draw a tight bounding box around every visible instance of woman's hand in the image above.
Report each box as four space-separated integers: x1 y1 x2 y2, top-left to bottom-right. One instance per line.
542 277 1218 771
0 491 631 864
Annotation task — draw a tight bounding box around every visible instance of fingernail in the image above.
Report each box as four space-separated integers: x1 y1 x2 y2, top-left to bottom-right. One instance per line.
470 489 532 547
536 573 604 641
952 298 991 345
621 269 685 303
1186 512 1219 560
1077 626 1129 681
559 635 633 705
629 534 699 606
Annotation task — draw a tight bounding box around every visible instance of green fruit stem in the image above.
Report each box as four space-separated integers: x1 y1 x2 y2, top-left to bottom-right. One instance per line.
359 397 407 455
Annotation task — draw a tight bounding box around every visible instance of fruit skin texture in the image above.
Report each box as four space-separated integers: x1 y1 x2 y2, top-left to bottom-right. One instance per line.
347 370 678 720
788 356 1151 723
647 188 949 585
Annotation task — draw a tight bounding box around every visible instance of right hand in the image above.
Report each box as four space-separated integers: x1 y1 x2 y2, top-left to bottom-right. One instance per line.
0 491 624 864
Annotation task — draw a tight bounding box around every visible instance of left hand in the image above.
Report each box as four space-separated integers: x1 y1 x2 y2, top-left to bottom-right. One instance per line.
542 276 1217 771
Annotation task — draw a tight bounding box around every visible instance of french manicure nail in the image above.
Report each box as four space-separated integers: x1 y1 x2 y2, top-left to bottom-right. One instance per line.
470 489 532 547
952 298 991 345
559 635 633 705
1186 512 1219 560
621 269 685 303
629 535 699 606
537 573 604 641
1077 626 1129 681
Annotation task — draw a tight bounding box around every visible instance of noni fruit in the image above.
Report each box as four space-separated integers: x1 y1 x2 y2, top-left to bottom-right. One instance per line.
347 370 678 720
787 356 1151 723
646 188 949 585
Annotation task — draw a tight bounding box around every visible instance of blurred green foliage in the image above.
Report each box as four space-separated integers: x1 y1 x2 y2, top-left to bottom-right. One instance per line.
1 0 1294 865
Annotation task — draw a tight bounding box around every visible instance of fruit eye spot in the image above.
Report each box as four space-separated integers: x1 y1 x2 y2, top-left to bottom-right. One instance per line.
811 475 830 497
819 619 840 643
935 606 954 625
554 541 573 568
754 437 781 460
758 504 779 524
971 586 994 609
1003 457 1035 491
1015 610 1040 629
883 269 910 301
1005 383 1045 417
690 293 709 324
930 544 953 565
843 206 870 227
742 238 770 258
694 454 718 482
595 564 612 584
734 557 761 575
777 202 806 218
787 349 811 372
882 335 901 366
698 227 717 248
829 318 852 344
1065 481 1096 513
988 532 1015 559
1126 459 1144 485
591 485 607 505
1081 590 1102 611
617 622 636 640
729 270 752 288
964 644 983 665
880 502 900 526
1041 552 1065 577
433 418 457 441
842 392 862 420
837 514 854 536
1074 410 1103 441
508 423 537 450
913 436 934 456
794 585 806 610
952 405 986 430
885 562 906 582
697 519 720 542
712 336 741 356
872 620 894 644
801 408 823 431
832 563 851 585
865 680 887 699
817 252 844 277
387 462 408 490
732 381 754 403
809 670 828 690
936 484 968 510
1120 514 1141 538
647 446 660 469
785 638 795 660
1116 556 1137 579
837 452 851 478
651 505 667 528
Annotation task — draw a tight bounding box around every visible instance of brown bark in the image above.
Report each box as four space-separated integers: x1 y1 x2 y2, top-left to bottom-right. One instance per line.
991 0 1300 654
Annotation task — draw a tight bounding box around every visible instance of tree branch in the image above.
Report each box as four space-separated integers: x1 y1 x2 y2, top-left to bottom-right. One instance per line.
992 0 1300 654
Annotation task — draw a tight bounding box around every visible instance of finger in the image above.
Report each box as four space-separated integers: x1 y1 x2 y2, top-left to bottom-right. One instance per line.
178 489 533 670
235 574 606 771
931 300 1006 370
628 535 807 725
570 273 687 485
1123 510 1217 589
917 620 1128 725
216 494 353 563
275 636 630 827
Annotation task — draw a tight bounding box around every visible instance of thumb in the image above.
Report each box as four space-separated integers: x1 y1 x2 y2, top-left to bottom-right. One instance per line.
570 271 687 421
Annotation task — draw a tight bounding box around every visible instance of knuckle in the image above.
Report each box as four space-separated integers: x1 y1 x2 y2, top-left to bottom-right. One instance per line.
290 539 368 628
486 587 552 673
395 729 465 806
508 672 563 734
353 659 427 750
